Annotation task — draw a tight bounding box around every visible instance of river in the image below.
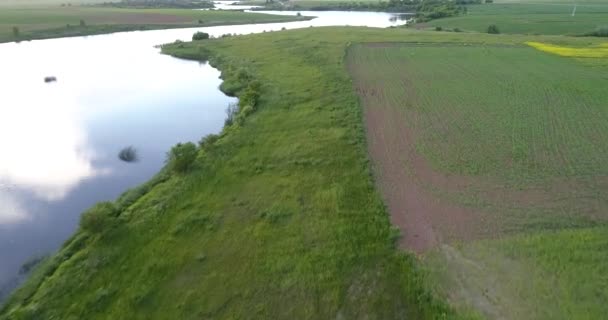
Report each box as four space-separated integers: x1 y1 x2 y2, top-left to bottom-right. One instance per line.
0 10 408 300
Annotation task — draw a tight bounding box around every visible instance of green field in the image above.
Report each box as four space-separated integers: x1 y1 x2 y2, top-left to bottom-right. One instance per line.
424 226 608 319
0 7 308 43
426 1 608 35
346 41 608 318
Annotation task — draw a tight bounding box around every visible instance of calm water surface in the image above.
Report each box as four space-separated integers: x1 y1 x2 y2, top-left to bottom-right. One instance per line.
0 10 407 298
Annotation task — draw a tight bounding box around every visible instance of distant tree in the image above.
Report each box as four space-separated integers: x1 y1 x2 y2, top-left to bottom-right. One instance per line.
487 24 500 34
80 19 86 27
12 26 19 37
587 26 608 37
192 31 210 40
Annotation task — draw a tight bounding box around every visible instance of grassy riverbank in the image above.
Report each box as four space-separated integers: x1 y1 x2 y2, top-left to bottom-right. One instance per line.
0 7 308 43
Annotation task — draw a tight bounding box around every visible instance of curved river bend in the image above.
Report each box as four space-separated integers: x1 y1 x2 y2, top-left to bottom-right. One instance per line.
0 10 407 298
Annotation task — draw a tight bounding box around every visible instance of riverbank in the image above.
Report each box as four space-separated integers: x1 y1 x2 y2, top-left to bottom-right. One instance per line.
1 27 481 319
0 7 309 43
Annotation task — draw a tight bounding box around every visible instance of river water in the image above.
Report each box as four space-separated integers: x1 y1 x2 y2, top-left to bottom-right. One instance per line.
0 10 407 299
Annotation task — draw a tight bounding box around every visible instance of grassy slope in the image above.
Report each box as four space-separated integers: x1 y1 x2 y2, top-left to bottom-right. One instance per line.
347 42 608 318
0 7 308 43
2 27 511 320
426 2 608 35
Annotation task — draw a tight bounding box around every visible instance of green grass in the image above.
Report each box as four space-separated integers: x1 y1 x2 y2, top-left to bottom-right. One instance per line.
424 226 608 319
426 2 608 35
0 7 309 43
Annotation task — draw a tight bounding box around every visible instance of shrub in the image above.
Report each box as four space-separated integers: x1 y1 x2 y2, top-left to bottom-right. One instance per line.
198 133 219 149
296 12 301 16
192 31 210 41
240 104 255 117
12 26 19 37
167 142 197 173
485 0 493 3
435 26 443 31
198 19 204 24
239 84 260 108
79 19 86 27
487 24 500 34
80 202 118 233
454 27 462 32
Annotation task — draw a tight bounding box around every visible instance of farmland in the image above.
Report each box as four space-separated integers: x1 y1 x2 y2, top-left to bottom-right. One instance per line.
426 1 608 35
0 7 308 43
347 42 608 318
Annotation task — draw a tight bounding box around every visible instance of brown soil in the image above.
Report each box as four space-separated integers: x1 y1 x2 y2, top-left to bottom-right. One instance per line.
361 91 494 253
347 48 497 253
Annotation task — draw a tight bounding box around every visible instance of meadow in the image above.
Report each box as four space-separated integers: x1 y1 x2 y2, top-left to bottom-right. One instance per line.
0 6 308 43
426 1 608 35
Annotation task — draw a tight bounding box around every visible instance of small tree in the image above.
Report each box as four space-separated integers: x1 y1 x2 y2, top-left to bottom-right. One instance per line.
80 19 86 27
12 26 19 38
167 142 197 173
487 24 500 34
192 31 210 41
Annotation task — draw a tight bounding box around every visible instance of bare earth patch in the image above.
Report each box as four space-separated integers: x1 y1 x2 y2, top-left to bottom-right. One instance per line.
355 85 493 253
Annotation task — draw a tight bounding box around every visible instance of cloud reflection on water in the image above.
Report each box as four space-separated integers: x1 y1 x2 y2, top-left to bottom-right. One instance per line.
0 80 100 224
